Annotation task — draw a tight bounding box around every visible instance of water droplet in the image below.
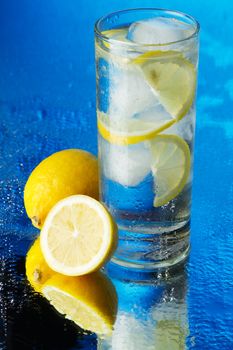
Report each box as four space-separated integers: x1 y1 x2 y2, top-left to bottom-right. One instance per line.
36 109 47 120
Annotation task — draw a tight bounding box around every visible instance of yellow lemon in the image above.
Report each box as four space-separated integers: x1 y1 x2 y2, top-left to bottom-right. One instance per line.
25 237 54 293
42 271 118 335
40 195 118 276
24 149 99 229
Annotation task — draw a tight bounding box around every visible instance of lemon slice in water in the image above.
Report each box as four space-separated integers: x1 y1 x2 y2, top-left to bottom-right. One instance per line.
98 111 174 146
134 50 196 120
149 134 191 207
102 28 128 42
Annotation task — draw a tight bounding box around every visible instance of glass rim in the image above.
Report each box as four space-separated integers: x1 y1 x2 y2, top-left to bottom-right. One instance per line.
94 8 200 47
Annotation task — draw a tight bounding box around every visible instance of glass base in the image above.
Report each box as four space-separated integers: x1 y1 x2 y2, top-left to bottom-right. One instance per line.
112 222 190 271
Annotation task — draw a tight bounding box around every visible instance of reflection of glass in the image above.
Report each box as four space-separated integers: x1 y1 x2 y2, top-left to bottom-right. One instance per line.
98 265 189 349
152 274 188 349
95 9 200 270
41 271 118 336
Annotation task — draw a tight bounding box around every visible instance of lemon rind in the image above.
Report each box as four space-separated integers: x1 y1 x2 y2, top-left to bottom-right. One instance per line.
98 116 175 146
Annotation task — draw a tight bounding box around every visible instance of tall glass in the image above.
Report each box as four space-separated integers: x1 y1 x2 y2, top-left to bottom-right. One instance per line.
95 9 199 270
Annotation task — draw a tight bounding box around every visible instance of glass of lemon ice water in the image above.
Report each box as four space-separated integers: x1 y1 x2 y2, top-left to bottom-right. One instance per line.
95 8 199 270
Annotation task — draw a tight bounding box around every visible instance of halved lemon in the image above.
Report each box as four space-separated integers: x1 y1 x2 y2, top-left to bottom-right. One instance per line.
134 50 196 120
42 271 118 335
40 195 118 276
150 134 191 207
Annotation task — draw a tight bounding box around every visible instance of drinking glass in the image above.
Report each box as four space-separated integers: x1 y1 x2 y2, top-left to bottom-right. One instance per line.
95 8 200 270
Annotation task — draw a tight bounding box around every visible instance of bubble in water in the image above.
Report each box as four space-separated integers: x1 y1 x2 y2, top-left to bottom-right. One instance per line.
36 109 47 121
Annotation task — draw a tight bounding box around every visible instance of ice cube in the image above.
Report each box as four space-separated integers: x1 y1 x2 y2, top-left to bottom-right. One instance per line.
99 138 151 187
132 103 174 127
128 17 193 45
109 64 158 121
163 108 195 142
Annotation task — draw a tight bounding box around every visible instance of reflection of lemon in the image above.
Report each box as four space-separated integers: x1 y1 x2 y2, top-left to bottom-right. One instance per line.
42 272 118 335
26 237 54 293
40 195 118 276
24 149 99 229
155 320 188 350
134 50 196 121
150 134 191 207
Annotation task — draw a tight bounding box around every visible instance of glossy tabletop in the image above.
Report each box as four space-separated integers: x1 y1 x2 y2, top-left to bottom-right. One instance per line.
0 1 233 349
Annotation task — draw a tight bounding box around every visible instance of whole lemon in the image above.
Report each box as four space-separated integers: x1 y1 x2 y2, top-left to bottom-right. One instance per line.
24 149 99 228
26 237 54 292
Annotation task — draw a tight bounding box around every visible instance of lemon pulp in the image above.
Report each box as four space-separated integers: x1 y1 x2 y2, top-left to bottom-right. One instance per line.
40 195 118 276
133 50 196 120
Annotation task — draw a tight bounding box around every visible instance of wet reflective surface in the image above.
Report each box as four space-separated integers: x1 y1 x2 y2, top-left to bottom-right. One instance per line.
0 235 189 350
99 264 189 350
1 0 233 349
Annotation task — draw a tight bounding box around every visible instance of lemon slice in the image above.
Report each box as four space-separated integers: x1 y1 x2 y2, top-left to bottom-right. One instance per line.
40 195 118 276
100 28 129 51
134 51 196 120
102 28 128 42
98 111 174 146
42 272 118 335
150 134 191 207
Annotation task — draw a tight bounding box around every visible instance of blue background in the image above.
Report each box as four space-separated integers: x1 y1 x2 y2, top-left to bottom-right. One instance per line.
0 0 233 349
